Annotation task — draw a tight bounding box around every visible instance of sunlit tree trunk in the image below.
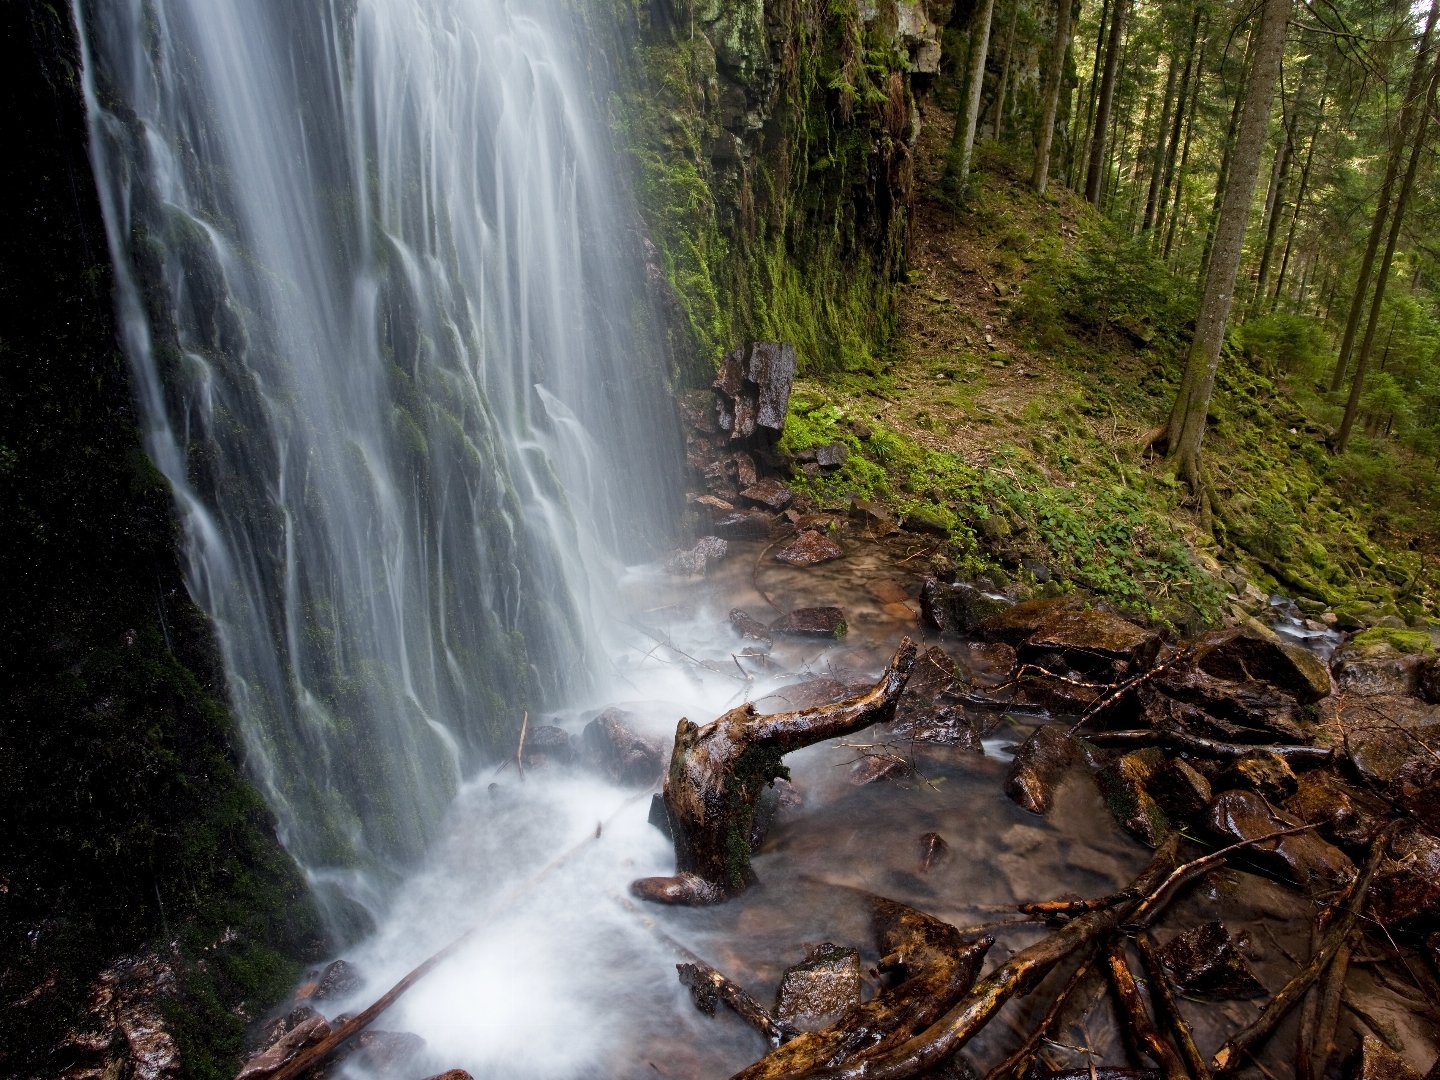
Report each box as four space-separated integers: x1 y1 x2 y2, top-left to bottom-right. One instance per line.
1034 0 1076 195
1161 37 1204 260
1085 0 1128 204
947 0 998 188
1162 0 1288 497
1071 0 1111 188
1150 8 1201 235
1273 83 1328 309
992 0 1021 139
1249 88 1298 315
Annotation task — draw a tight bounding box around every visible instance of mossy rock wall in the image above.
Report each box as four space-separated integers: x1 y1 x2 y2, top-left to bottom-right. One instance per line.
0 4 321 1075
584 0 943 378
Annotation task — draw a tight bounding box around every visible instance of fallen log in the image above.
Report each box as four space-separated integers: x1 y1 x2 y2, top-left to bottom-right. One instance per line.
633 640 917 905
729 898 991 1080
1104 937 1188 1080
793 835 1181 1079
1082 729 1334 767
678 959 799 1047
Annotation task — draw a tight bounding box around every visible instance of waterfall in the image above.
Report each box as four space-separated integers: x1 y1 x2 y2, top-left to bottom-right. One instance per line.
74 0 679 930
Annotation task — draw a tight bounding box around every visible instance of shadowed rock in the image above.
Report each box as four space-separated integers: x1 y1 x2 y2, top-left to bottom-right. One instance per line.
1353 1034 1423 1080
1283 772 1385 850
1222 751 1298 802
1369 826 1440 927
1205 789 1356 891
1155 921 1266 1000
741 477 796 511
1019 609 1161 680
1191 627 1332 703
889 646 980 749
712 510 776 539
583 708 663 787
1005 726 1080 815
1148 757 1212 821
769 606 848 638
1096 749 1171 847
918 831 950 873
974 595 1085 645
919 579 1011 635
729 608 773 646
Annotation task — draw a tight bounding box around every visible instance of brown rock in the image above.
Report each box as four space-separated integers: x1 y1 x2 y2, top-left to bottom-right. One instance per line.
775 529 844 566
774 943 861 1031
56 955 182 1080
237 1014 330 1080
974 595 1086 645
1004 725 1079 815
754 675 869 713
309 958 361 1002
1420 655 1440 704
1333 642 1426 696
1147 757 1213 821
420 1072 476 1080
740 477 795 511
1283 772 1383 849
918 831 950 873
1368 827 1440 928
1155 921 1266 1000
1394 754 1440 835
732 451 758 488
582 708 663 786
1205 789 1356 892
1020 609 1161 679
889 646 980 749
1191 627 1332 703
689 494 735 518
729 608 773 646
712 509 776 539
769 606 848 638
1096 750 1171 847
1222 751 1298 803
850 753 914 784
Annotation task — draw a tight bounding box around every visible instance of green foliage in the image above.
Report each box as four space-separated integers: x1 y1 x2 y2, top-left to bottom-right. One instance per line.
1239 314 1331 380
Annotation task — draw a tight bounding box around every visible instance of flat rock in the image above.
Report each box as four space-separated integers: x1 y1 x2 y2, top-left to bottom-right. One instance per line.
1005 725 1080 815
711 509 776 539
1205 789 1356 892
775 529 844 566
769 606 847 638
975 595 1086 646
774 943 861 1031
1155 921 1266 1000
1354 1034 1423 1080
1368 826 1440 928
1153 667 1311 743
1019 609 1161 679
919 579 1012 635
740 477 795 511
714 342 796 446
1096 749 1171 847
582 708 663 786
889 646 980 749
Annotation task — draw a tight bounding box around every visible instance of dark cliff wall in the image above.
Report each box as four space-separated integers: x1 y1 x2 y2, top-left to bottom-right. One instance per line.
588 0 950 379
0 4 320 1075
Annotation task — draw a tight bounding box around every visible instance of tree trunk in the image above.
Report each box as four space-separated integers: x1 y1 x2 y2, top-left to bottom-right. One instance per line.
1150 8 1202 234
1142 54 1180 230
947 0 999 188
1071 0 1112 188
1161 36 1205 260
632 641 916 905
1085 0 1129 204
1200 30 1254 283
1329 0 1440 391
1249 91 1297 315
1336 42 1440 452
1163 0 1289 493
1034 0 1076 195
992 0 1021 140
1272 83 1328 308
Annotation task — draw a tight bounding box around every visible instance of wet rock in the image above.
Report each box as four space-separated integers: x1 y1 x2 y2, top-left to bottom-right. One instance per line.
1205 789 1356 892
740 477 796 511
1283 773 1383 850
919 579 1011 636
1394 754 1440 835
1190 627 1332 704
1155 921 1266 1000
1420 656 1440 704
712 509 776 540
690 494 735 518
1019 609 1161 680
775 529 844 566
1368 827 1440 928
648 792 672 839
769 606 848 639
957 640 1018 687
55 954 182 1080
889 646 980 749
1096 750 1171 847
309 959 361 1002
901 506 950 535
1332 640 1427 696
1147 757 1212 821
729 608 773 648
582 708 663 786
1352 1034 1423 1080
1221 751 1298 803
236 1012 330 1080
1004 725 1079 815
1152 666 1311 743
714 342 796 447
918 831 950 874
851 753 914 784
974 595 1086 646
732 451 759 488
774 943 861 1032
630 872 723 906
667 536 730 575
420 1072 476 1080
850 498 898 536
521 724 575 767
335 1030 425 1075
754 675 869 712
1347 726 1421 789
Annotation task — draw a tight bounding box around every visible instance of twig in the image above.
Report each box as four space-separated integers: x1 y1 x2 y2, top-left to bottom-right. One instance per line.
1105 938 1187 1080
1081 730 1334 767
982 948 1100 1080
1137 932 1210 1080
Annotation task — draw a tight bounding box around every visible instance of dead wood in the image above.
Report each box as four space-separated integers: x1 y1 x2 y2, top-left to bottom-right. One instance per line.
633 639 918 905
1307 928 1355 1080
678 959 799 1047
981 947 1101 1080
729 898 992 1080
1137 932 1210 1080
793 835 1181 1079
1104 937 1188 1080
1082 729 1334 767
1020 891 1137 919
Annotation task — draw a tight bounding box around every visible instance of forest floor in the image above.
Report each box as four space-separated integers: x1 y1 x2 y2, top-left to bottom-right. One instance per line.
780 99 1439 639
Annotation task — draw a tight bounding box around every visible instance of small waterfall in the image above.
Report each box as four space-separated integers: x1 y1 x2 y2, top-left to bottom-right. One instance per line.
75 0 679 929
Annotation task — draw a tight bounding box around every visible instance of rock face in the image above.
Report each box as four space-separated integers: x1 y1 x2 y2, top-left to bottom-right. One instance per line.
715 343 797 447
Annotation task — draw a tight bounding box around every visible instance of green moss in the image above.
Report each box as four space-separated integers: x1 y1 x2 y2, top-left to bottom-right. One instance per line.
1350 627 1433 654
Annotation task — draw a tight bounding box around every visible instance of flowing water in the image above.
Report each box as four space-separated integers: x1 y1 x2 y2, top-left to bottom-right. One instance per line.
75 0 679 928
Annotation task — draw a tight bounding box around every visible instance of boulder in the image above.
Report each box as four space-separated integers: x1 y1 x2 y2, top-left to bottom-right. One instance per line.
975 595 1085 646
1283 773 1384 850
1332 641 1427 696
1205 789 1356 892
770 606 848 638
56 954 182 1080
1147 757 1213 822
774 943 862 1032
1190 628 1332 704
1220 751 1298 803
918 579 1011 636
1004 725 1080 815
775 529 844 566
1155 921 1266 1000
714 342 796 446
740 477 795 511
236 1012 330 1080
889 646 980 749
729 608 773 646
1368 827 1440 928
582 708 663 786
1096 749 1171 847
521 724 576 767
308 958 361 1002
1019 609 1161 680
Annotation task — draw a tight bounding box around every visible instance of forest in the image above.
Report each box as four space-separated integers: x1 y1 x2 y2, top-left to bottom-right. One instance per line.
2 0 1439 1077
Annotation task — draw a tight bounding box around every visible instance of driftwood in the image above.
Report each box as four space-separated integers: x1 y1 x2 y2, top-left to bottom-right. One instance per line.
982 947 1100 1080
679 958 799 1047
1137 932 1210 1080
729 898 992 1079
1104 937 1187 1080
633 640 918 905
1083 729 1335 767
793 835 1181 1079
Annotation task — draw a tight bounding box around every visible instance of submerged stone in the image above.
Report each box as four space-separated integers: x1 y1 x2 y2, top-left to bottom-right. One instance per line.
770 606 848 638
1004 725 1079 815
918 831 950 874
775 529 844 566
774 943 861 1032
889 646 980 749
850 753 914 785
712 509 776 539
1155 921 1266 1000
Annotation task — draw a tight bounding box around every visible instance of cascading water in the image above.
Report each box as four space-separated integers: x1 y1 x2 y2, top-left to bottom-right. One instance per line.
75 0 680 930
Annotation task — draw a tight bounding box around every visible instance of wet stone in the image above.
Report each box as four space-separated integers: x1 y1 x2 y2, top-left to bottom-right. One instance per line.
237 1013 331 1080
754 675 869 713
714 341 796 446
582 708 663 787
1222 751 1298 803
975 595 1086 646
1019 609 1161 680
648 792 672 839
1368 826 1440 928
521 724 575 767
419 1072 476 1080
689 494 734 518
310 959 361 1002
1283 772 1384 850
850 753 914 785
850 498 897 536
1420 655 1440 704
1096 751 1171 848
775 529 844 566
711 510 776 540
770 606 848 639
919 579 1011 636
740 477 795 511
1005 725 1079 816
1354 1034 1423 1080
1205 789 1356 892
729 607 773 646
774 943 861 1032
889 646 980 749
1191 627 1332 704
1155 921 1266 1000
1147 757 1212 822
1394 755 1440 835
1333 642 1427 696
918 831 950 874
